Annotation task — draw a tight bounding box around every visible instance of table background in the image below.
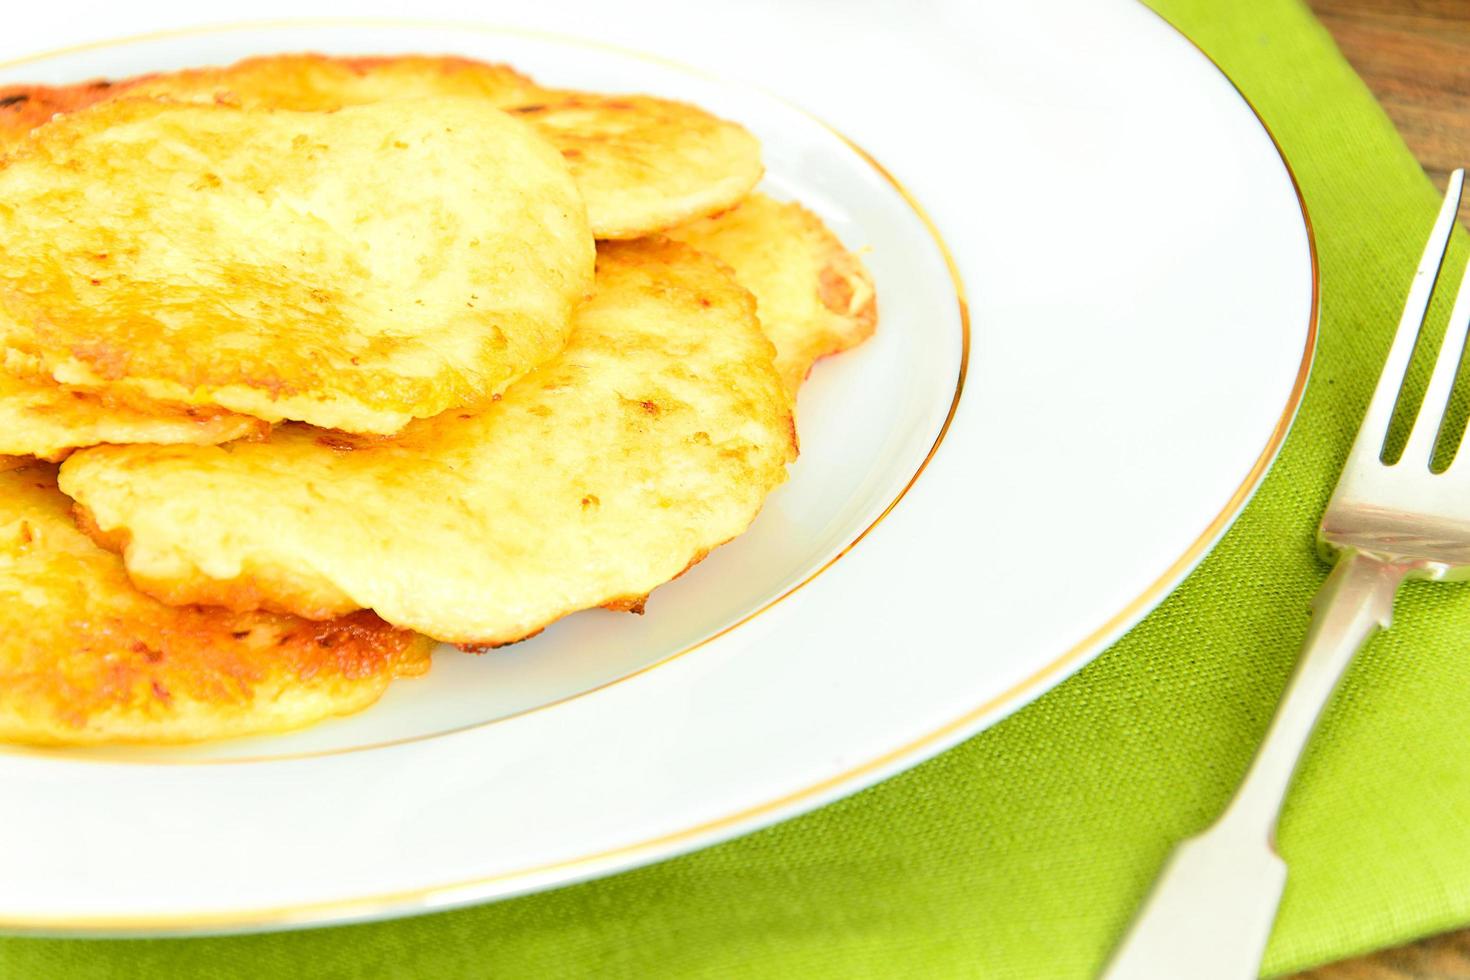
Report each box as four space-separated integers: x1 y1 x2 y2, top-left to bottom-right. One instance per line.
1299 4 1470 977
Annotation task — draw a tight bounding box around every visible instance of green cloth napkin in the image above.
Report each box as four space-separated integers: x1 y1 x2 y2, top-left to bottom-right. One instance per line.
5 0 1468 975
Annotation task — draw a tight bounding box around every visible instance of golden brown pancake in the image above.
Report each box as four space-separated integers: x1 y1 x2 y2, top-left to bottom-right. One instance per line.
2 82 267 454
0 460 431 746
0 95 593 433
0 56 532 149
10 54 762 239
668 193 877 393
61 240 795 645
0 371 266 462
120 52 542 110
507 93 762 239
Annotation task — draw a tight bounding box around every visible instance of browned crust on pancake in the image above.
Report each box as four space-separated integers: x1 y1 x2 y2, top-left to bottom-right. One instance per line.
0 79 133 147
3 463 432 745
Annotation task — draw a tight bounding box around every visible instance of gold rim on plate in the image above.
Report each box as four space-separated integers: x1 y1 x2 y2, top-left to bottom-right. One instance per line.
0 8 1317 934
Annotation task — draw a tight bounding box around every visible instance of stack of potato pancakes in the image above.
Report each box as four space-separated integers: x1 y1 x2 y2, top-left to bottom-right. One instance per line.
0 54 877 745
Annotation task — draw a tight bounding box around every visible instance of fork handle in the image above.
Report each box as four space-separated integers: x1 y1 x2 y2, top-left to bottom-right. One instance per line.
1101 551 1404 979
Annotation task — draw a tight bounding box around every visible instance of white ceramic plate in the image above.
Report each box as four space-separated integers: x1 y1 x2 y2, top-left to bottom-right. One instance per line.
0 3 1315 934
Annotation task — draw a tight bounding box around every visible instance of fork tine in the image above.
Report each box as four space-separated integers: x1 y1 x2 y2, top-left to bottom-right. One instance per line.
1404 249 1470 468
1356 169 1465 461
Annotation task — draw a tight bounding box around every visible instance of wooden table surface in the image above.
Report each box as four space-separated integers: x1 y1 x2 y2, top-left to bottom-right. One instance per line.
1288 5 1470 978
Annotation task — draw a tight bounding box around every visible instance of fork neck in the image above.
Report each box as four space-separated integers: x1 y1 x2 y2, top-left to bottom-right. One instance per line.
1217 550 1406 843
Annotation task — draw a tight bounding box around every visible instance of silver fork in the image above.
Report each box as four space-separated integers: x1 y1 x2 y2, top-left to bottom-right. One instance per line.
1102 170 1470 979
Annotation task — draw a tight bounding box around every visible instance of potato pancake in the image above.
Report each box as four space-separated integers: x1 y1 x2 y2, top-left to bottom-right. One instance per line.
61 240 795 645
68 53 761 239
0 57 534 149
0 371 265 461
0 96 593 433
0 461 430 746
508 93 762 239
667 194 877 393
120 52 542 110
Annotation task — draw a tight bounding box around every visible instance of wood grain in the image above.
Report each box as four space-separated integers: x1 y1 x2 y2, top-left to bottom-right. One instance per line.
1308 0 1470 224
1292 928 1470 979
1295 0 1470 975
